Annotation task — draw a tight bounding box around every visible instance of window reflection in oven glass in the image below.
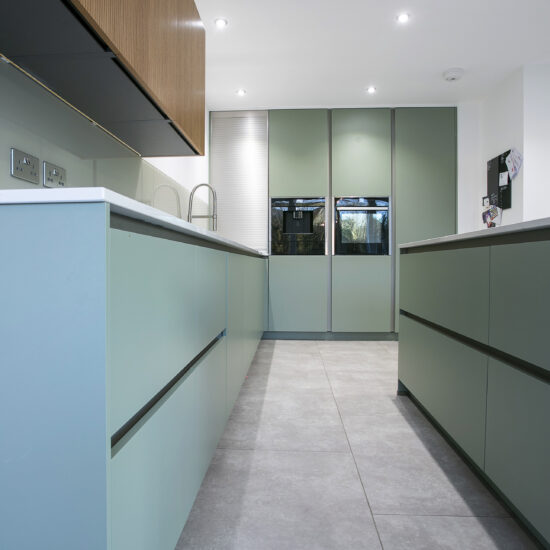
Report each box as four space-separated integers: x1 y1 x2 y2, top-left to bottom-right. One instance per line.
335 198 389 255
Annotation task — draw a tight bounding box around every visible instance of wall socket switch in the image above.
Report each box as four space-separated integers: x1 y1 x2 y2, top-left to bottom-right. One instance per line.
10 148 39 185
43 161 67 188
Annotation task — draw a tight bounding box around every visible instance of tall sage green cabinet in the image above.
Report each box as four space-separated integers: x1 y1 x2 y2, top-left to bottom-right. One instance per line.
268 109 330 332
267 107 456 335
269 109 329 197
331 109 392 332
394 107 457 330
332 108 391 197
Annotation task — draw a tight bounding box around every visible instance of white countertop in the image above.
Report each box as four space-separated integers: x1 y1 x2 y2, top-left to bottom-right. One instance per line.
400 216 550 250
0 187 267 257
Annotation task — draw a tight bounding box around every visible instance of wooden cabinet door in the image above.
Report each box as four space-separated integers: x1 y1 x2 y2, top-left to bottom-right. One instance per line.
71 0 205 154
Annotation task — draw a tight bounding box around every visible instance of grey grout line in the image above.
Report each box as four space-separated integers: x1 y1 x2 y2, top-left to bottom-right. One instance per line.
315 340 386 550
372 512 512 519
216 446 351 455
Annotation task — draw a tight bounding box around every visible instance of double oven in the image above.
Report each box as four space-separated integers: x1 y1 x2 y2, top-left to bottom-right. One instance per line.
271 196 390 256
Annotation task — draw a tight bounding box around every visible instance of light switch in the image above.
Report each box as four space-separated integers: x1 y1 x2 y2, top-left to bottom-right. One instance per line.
43 161 67 188
10 148 39 185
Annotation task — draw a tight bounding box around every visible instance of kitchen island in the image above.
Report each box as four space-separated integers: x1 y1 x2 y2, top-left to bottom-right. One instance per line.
0 188 267 550
398 219 550 548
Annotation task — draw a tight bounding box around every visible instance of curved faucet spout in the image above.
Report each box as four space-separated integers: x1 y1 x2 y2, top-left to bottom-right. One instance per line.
188 183 217 231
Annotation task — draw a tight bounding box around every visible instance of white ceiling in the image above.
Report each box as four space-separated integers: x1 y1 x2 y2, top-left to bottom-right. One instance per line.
195 0 550 111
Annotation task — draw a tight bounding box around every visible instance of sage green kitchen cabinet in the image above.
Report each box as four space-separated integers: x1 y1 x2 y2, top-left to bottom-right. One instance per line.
400 247 490 343
268 256 329 332
485 359 550 543
332 108 391 197
0 198 268 550
490 240 550 371
269 109 329 197
332 256 391 332
394 107 457 330
398 315 488 467
111 339 227 550
109 230 226 433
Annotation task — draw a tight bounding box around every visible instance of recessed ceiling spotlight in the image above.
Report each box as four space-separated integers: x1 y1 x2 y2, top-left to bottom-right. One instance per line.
215 18 228 29
397 12 410 24
366 86 377 94
443 67 465 82
236 88 247 97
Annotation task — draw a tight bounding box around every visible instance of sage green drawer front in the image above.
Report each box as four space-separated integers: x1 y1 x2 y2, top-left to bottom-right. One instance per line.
332 108 391 197
398 315 488 467
400 247 490 343
332 256 391 332
227 253 246 413
109 230 226 433
490 241 550 371
111 339 227 550
268 256 329 332
269 109 329 196
195 246 227 352
485 359 550 543
227 255 267 414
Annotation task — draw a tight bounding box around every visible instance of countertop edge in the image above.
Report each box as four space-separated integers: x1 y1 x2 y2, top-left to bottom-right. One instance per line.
400 216 550 250
0 188 268 258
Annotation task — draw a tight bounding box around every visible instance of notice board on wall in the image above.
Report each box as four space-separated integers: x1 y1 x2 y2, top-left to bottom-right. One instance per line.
487 151 512 209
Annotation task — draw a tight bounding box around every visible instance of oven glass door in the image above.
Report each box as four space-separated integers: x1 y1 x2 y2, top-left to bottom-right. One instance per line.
334 198 389 255
271 197 326 255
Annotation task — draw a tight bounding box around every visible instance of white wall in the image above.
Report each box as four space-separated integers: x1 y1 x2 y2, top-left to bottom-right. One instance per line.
480 69 524 227
457 101 483 233
457 65 550 232
523 64 550 221
457 70 524 232
145 111 211 229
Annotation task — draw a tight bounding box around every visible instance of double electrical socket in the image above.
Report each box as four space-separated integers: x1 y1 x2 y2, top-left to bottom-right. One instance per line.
10 148 66 188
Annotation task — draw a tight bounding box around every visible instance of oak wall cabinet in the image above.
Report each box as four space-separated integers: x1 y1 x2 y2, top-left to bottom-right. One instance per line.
0 0 204 156
70 0 205 154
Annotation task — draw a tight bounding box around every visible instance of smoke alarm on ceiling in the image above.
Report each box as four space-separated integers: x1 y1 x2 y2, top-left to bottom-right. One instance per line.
443 68 465 82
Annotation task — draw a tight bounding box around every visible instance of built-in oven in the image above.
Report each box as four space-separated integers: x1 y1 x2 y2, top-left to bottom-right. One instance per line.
334 197 389 255
271 197 326 255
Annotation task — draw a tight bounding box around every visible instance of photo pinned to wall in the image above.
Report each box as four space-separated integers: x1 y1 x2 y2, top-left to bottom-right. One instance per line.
482 204 502 228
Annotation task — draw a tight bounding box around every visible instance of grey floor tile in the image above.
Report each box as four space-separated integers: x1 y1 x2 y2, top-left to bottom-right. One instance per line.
345 413 507 517
334 393 417 419
343 407 449 456
176 340 531 550
354 450 507 517
374 515 536 550
218 414 351 452
229 387 339 422
177 449 382 550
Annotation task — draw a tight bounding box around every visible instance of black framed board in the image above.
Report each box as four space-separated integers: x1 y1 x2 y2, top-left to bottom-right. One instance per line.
487 151 512 209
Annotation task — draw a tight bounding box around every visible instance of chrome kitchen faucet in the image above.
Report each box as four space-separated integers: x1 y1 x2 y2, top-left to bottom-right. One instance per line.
188 183 217 231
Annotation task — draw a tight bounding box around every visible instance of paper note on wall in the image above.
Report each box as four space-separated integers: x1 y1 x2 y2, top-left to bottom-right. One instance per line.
505 148 523 180
499 172 509 187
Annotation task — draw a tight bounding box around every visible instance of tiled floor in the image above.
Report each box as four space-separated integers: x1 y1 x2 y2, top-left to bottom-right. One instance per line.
176 340 535 550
